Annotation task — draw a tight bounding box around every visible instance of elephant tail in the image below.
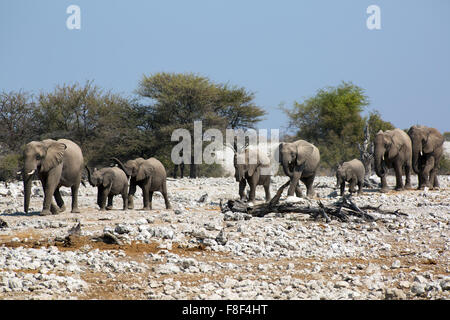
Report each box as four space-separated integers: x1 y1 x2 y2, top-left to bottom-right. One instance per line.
112 157 131 178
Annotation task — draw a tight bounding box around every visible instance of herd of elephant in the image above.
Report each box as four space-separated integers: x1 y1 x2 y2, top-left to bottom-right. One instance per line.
18 125 444 216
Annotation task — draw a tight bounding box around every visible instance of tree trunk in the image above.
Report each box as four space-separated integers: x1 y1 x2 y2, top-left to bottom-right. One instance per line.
358 124 375 187
189 163 198 178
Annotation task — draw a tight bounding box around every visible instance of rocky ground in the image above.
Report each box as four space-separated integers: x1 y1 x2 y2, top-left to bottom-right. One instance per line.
0 175 449 300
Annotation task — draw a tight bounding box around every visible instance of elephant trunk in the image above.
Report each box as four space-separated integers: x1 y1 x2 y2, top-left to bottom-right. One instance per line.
411 143 422 174
336 174 342 189
23 163 35 213
374 153 388 177
85 166 95 186
23 177 32 213
112 157 131 177
281 159 293 178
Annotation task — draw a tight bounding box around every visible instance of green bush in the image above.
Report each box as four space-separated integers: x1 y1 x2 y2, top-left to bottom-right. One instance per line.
0 153 21 182
438 155 450 175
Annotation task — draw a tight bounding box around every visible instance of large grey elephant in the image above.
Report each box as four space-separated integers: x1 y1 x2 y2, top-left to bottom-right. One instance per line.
21 139 84 216
336 159 365 196
234 147 272 202
408 125 444 189
278 140 320 197
113 157 171 210
85 166 128 210
374 128 412 192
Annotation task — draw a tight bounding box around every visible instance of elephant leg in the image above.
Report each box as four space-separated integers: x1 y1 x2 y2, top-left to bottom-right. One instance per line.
417 173 424 190
393 161 404 190
41 178 57 216
238 179 247 201
97 188 102 207
50 200 61 215
161 180 171 209
357 180 363 195
173 164 178 179
429 157 440 189
421 157 435 188
340 182 346 196
348 178 357 194
99 188 108 211
264 183 271 202
287 172 302 197
301 174 316 198
71 180 81 213
141 180 151 210
148 191 154 210
53 188 66 213
294 183 302 197
248 182 256 203
128 183 136 209
404 163 412 190
122 190 128 210
106 195 114 210
380 175 389 193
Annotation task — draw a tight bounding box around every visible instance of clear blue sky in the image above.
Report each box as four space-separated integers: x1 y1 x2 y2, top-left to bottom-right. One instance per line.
1 0 449 134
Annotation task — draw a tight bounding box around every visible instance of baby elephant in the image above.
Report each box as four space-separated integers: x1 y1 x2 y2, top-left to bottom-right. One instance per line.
336 159 365 196
86 166 128 211
234 147 272 203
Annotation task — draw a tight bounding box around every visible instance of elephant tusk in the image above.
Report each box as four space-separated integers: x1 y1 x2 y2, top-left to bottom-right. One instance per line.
420 151 423 156
17 171 22 175
382 155 384 161
27 169 36 175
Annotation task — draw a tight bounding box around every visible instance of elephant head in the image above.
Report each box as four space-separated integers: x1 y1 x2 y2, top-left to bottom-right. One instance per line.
85 166 113 187
113 157 150 181
279 142 315 177
112 157 143 178
21 140 67 213
335 164 348 187
234 148 270 181
374 130 398 177
408 125 444 174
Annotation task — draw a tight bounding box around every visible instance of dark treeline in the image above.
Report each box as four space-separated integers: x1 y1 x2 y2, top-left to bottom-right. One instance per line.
0 76 448 181
0 73 266 180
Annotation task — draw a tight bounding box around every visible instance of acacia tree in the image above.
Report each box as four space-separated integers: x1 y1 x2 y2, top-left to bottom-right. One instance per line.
136 72 266 178
0 91 40 181
285 82 369 169
0 91 39 153
35 81 142 166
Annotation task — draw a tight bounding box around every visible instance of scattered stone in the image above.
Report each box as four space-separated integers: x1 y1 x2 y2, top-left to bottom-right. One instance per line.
215 229 228 245
384 288 406 300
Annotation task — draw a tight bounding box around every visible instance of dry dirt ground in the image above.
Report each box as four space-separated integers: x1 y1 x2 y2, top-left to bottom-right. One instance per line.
0 175 449 300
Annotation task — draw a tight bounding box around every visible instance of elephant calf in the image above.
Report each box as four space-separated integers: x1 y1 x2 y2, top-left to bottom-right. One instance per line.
86 166 128 211
336 159 365 196
113 157 171 210
234 147 272 203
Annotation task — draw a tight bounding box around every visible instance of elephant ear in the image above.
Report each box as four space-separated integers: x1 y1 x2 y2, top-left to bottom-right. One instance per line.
136 164 154 181
247 164 257 177
102 171 115 188
423 130 442 154
388 131 404 159
296 145 314 166
41 140 67 172
345 167 354 181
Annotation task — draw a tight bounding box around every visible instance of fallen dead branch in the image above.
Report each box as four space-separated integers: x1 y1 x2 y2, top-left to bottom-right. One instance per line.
220 180 408 223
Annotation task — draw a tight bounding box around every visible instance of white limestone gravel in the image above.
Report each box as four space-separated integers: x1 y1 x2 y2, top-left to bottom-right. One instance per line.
0 174 449 300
